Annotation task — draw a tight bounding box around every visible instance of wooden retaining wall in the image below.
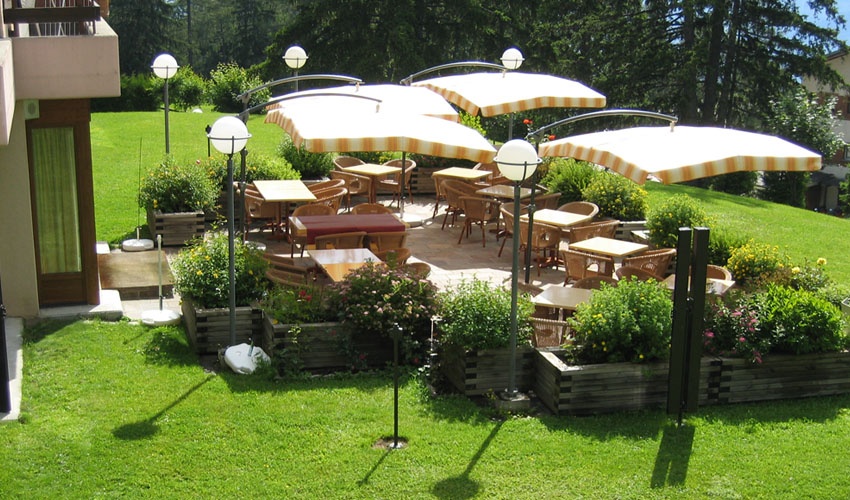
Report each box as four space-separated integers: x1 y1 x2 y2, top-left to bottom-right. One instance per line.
147 210 205 246
440 345 536 396
181 300 263 354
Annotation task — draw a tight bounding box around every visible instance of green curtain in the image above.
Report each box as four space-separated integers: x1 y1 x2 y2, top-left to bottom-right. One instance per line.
31 127 81 274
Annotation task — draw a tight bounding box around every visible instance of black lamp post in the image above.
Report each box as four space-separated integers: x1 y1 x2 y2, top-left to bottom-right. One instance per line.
207 117 251 346
151 53 179 154
493 139 541 399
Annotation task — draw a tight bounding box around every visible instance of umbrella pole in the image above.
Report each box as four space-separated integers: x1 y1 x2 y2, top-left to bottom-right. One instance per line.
400 152 406 219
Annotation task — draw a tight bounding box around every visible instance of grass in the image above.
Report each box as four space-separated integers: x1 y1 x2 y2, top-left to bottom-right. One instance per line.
1 319 849 498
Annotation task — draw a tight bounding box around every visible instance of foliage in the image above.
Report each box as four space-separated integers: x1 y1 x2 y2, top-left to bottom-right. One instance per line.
459 111 487 138
581 172 648 221
277 135 335 179
540 158 602 205
171 231 268 309
765 258 831 293
568 277 673 364
707 227 747 267
327 261 439 361
261 283 336 325
436 278 533 351
760 171 810 208
703 294 767 364
342 152 391 165
205 152 299 192
138 155 218 213
108 0 175 75
407 153 475 170
206 62 270 113
168 66 206 111
726 240 788 286
646 194 711 248
751 283 847 355
710 171 758 196
92 74 159 112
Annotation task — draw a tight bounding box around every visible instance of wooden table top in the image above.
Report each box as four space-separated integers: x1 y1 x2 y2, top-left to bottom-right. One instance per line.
521 209 592 229
432 167 492 181
663 274 735 296
253 180 316 203
532 286 595 311
342 163 401 177
307 248 380 282
570 236 648 258
475 184 533 200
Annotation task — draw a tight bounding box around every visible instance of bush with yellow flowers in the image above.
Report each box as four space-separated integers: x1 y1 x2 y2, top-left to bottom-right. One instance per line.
726 240 788 286
581 171 648 221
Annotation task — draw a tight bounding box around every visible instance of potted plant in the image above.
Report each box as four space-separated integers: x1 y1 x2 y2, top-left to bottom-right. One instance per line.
435 278 535 396
139 155 218 246
171 231 268 354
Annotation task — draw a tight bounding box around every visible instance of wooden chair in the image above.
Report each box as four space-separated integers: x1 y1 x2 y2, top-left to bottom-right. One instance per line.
622 248 676 277
263 252 317 284
615 265 665 282
561 248 615 285
518 220 562 276
242 187 277 236
572 276 618 290
311 186 348 213
313 231 367 250
289 203 336 257
457 196 500 247
533 192 562 210
333 155 365 170
431 174 448 219
558 201 600 218
376 159 416 207
706 264 733 280
367 231 408 252
530 317 571 348
473 162 510 186
497 203 528 258
330 170 370 211
566 219 619 243
374 247 412 266
307 178 346 193
441 179 478 230
350 202 392 215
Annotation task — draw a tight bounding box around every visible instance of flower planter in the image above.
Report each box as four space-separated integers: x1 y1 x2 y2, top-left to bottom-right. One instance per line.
534 350 722 415
181 299 263 354
147 209 205 246
614 220 648 242
262 316 394 372
439 343 536 396
715 352 850 404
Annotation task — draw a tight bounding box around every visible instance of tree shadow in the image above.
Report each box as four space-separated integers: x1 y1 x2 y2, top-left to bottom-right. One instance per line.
112 374 214 440
650 421 695 488
20 318 75 344
141 325 199 367
430 420 503 499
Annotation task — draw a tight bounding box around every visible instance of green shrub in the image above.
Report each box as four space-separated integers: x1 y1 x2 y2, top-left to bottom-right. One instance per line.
703 293 767 363
765 258 831 293
277 135 334 179
815 281 850 309
707 227 747 267
581 172 648 221
710 171 758 196
206 152 299 192
93 74 159 112
752 283 846 355
540 158 601 205
206 62 270 113
261 283 335 325
460 111 487 137
726 240 788 286
646 194 711 248
139 155 218 213
171 231 269 309
342 152 392 164
568 277 673 364
760 171 809 208
437 278 533 351
407 153 475 170
169 66 206 111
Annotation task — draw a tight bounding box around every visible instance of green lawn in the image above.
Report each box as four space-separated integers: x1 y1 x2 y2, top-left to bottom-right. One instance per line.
2 320 849 498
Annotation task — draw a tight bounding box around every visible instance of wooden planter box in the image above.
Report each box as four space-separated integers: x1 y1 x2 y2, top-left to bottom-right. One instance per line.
439 344 536 396
181 299 263 354
716 352 850 404
615 220 648 242
534 350 721 415
147 209 205 246
263 316 394 372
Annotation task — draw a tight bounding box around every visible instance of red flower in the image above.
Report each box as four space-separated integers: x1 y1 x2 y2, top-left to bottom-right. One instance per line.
548 134 556 141
523 118 532 125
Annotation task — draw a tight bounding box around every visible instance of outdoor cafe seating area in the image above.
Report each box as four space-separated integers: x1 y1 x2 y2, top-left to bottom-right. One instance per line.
241 161 735 351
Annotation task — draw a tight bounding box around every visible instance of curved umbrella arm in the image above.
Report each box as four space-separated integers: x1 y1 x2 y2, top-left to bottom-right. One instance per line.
527 109 678 144
238 74 364 105
238 93 383 122
399 61 507 85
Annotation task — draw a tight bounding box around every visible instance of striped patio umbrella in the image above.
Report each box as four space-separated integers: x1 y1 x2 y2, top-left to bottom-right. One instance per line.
266 84 460 122
411 72 606 117
538 125 822 184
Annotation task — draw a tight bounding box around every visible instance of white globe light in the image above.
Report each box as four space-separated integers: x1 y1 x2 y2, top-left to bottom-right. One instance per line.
151 53 179 79
501 47 524 70
494 139 540 181
283 45 308 69
208 116 251 155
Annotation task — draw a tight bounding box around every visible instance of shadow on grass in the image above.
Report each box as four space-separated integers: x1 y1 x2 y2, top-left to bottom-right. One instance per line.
651 422 695 488
21 318 76 344
141 325 198 367
430 420 503 499
695 394 850 426
538 408 669 441
112 374 215 440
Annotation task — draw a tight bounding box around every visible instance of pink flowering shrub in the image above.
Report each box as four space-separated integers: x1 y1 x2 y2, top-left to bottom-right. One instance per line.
703 294 767 364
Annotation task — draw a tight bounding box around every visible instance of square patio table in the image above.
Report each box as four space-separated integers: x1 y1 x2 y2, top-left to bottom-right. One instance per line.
253 180 317 238
342 163 402 203
663 274 735 296
307 248 380 282
475 184 533 201
569 236 648 260
521 208 592 229
532 286 595 318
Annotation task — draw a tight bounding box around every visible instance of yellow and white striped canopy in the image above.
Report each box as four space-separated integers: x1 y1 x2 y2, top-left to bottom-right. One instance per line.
538 126 822 184
264 108 496 163
266 84 460 122
412 72 606 117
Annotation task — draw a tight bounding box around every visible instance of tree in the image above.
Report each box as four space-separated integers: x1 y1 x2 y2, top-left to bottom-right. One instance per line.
109 0 175 75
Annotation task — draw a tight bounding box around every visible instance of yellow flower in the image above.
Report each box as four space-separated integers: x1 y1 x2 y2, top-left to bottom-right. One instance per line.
791 266 801 274
196 270 203 276
817 258 827 266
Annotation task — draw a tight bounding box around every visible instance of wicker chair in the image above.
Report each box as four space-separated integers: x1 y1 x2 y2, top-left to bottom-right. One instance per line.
615 265 665 282
497 203 528 258
706 264 733 280
333 155 365 170
530 317 571 348
560 248 615 285
622 248 676 277
374 247 412 266
242 185 277 236
566 219 619 243
350 202 393 215
263 252 318 284
533 192 562 211
457 196 500 247
311 186 348 213
572 276 618 290
330 170 370 211
404 261 432 278
367 231 408 252
441 179 478 230
289 203 336 257
472 162 510 186
307 178 346 193
558 201 600 218
313 231 367 250
518 220 562 276
266 268 311 288
376 159 416 207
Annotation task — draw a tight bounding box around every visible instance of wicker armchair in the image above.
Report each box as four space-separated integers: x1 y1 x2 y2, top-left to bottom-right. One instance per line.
560 248 615 285
313 231 367 250
566 219 619 243
472 161 510 186
367 231 408 252
533 192 562 210
311 186 348 213
558 201 600 218
307 178 346 193
622 248 676 277
333 155 365 170
518 220 562 276
376 159 416 207
706 264 733 280
572 276 618 290
457 196 500 247
530 317 571 348
497 203 528 257
374 247 412 266
615 265 665 282
289 203 336 257
330 170 370 211
441 179 478 230
350 202 392 215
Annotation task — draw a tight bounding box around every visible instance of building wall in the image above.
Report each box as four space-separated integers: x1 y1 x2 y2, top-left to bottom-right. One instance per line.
0 106 39 318
802 51 850 164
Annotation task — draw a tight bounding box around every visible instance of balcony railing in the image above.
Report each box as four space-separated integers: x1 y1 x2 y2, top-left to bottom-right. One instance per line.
4 0 102 37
